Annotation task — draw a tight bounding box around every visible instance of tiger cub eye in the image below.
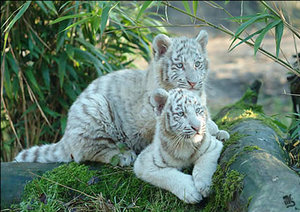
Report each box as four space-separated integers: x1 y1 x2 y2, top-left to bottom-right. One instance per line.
176 63 183 69
195 61 201 68
178 111 184 116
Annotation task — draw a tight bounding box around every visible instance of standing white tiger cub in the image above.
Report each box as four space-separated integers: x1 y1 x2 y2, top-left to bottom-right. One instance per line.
134 88 225 203
15 30 228 166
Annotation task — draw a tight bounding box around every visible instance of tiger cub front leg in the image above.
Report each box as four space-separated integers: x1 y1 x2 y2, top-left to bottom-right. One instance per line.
207 119 230 142
134 145 202 204
192 136 223 197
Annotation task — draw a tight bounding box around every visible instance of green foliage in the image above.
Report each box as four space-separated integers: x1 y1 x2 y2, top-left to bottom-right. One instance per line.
1 1 166 161
228 13 284 57
13 162 201 211
284 112 300 169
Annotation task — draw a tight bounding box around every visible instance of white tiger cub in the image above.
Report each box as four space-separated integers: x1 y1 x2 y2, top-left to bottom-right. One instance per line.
134 88 223 203
15 30 228 166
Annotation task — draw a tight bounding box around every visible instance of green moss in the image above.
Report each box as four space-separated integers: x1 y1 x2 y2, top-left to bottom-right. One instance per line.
13 162 202 211
203 132 245 212
204 166 244 212
215 91 283 137
247 196 253 208
243 145 261 152
222 133 245 153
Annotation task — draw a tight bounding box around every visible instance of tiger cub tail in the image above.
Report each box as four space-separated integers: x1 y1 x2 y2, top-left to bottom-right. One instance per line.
14 141 71 163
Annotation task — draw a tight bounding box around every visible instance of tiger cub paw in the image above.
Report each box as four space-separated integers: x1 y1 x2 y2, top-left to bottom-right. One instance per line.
118 150 137 167
175 175 203 204
216 130 230 142
194 179 212 198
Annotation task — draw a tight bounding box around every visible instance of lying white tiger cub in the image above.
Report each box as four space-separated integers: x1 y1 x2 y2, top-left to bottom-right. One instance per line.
134 88 228 203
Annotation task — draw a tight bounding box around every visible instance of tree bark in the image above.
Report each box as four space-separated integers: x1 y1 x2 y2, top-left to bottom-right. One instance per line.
1 162 62 209
214 80 300 211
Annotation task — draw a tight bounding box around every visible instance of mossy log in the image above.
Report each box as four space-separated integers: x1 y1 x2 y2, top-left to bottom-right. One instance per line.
1 80 300 211
1 162 62 209
212 80 300 211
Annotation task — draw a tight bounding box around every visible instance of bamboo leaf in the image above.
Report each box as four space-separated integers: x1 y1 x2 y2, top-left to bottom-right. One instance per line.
291 125 300 139
64 81 78 101
25 68 45 100
41 63 50 91
4 1 31 33
43 106 61 118
43 1 58 15
50 13 90 25
62 17 90 32
56 20 70 51
226 14 259 21
66 64 78 81
275 21 284 58
254 19 281 55
59 1 71 12
75 37 110 70
3 62 13 100
114 7 136 25
21 103 37 117
35 1 48 15
2 32 9 54
60 116 67 134
229 28 264 52
192 1 198 17
100 3 114 38
12 77 20 101
229 13 273 50
58 53 67 88
72 47 104 75
91 15 101 33
182 1 193 22
58 97 69 109
182 1 192 14
25 69 39 91
6 53 19 74
137 1 153 20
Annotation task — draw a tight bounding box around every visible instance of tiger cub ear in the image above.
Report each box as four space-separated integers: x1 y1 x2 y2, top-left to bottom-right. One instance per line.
150 88 169 116
196 30 208 53
152 34 171 60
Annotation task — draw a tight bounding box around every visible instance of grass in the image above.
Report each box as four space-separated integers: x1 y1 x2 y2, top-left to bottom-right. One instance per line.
10 162 203 212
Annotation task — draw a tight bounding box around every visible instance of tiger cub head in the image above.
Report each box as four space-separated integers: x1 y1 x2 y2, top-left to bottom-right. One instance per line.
150 88 208 143
152 30 209 93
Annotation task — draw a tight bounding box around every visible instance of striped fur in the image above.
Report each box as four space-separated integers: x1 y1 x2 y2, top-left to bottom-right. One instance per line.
134 88 224 203
15 30 228 166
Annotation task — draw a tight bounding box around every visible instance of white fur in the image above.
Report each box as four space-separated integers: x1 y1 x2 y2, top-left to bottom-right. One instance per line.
134 88 224 203
15 30 229 166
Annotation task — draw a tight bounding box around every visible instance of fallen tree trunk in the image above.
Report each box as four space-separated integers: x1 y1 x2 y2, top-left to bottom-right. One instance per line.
1 81 300 211
1 162 62 209
211 80 300 211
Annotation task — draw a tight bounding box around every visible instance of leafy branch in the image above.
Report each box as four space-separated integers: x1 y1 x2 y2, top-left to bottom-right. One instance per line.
162 1 300 77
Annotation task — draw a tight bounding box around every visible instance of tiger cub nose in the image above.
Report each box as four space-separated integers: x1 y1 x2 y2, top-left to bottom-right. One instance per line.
191 125 199 132
188 81 196 88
